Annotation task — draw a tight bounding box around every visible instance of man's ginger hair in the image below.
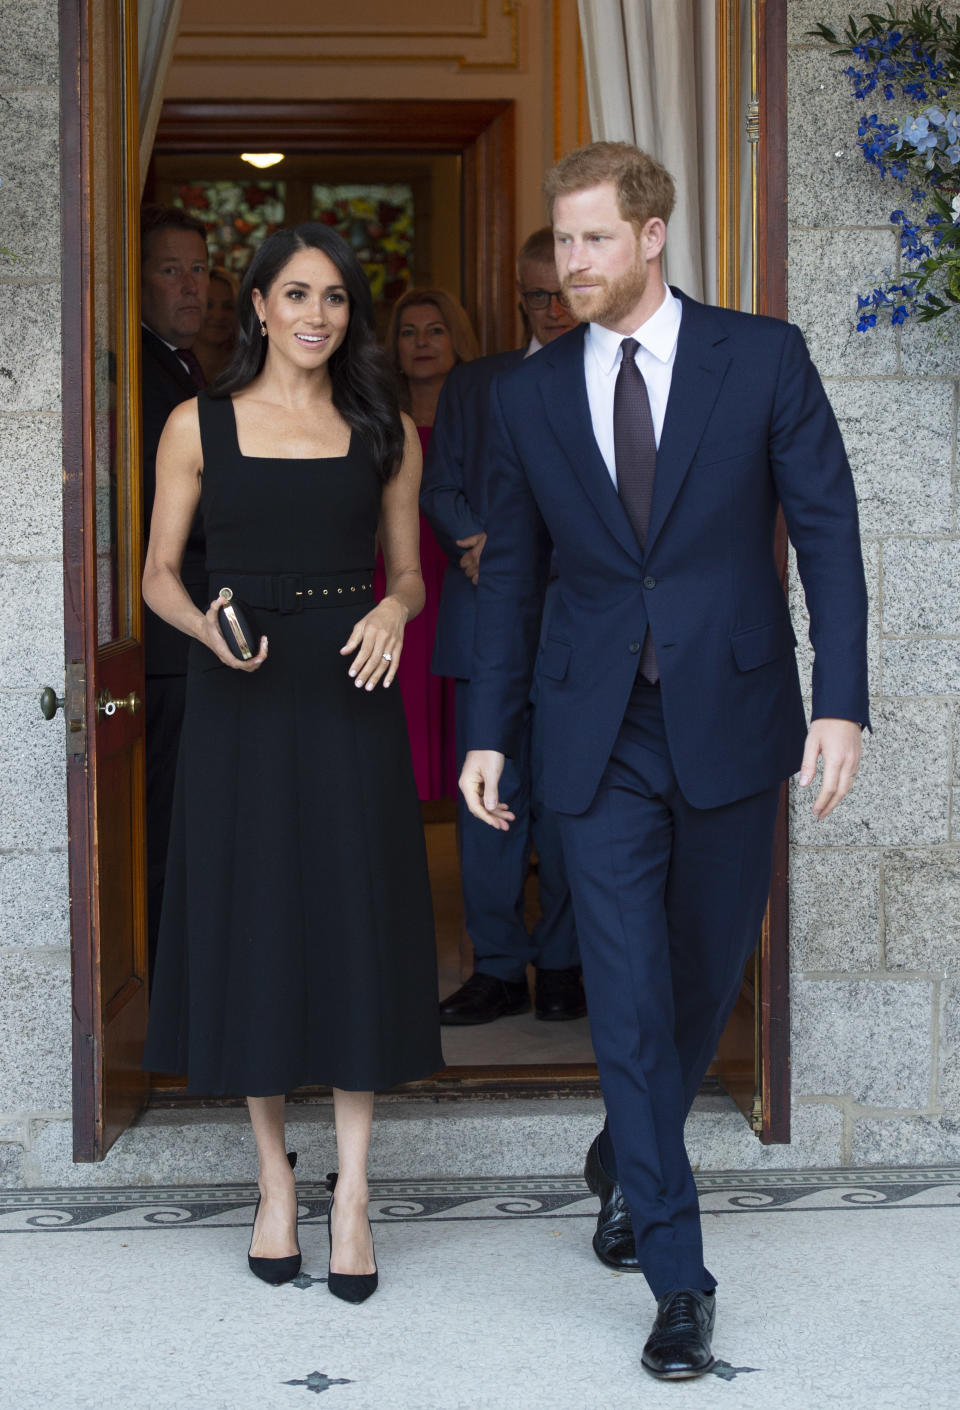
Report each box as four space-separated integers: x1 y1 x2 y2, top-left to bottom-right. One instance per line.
544 141 675 232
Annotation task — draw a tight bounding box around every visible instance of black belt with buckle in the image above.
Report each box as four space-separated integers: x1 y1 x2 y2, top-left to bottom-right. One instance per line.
209 570 376 613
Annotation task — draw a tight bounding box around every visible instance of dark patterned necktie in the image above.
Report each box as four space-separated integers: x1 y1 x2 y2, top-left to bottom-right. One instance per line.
175 346 206 390
613 336 659 683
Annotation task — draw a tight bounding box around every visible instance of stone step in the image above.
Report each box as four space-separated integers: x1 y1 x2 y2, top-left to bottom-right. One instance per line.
17 1091 790 1188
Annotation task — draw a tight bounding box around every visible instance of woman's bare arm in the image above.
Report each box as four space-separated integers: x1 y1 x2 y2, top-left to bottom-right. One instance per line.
143 399 267 671
340 413 425 690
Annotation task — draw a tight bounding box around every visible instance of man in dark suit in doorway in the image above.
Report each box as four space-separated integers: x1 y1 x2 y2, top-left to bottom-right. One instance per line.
421 229 583 1025
140 205 210 977
460 143 869 1379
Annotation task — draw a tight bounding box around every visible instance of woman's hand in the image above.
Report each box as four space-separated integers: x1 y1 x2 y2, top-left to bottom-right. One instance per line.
339 596 408 691
197 597 269 671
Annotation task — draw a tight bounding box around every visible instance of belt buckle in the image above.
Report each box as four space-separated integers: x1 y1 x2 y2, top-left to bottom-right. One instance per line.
278 574 305 613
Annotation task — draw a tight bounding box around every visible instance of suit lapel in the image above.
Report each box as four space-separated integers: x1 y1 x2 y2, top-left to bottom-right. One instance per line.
645 293 731 554
537 326 641 563
142 326 196 398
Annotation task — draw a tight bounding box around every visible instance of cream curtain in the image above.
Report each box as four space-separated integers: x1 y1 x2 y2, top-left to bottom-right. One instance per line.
576 0 716 303
138 0 183 193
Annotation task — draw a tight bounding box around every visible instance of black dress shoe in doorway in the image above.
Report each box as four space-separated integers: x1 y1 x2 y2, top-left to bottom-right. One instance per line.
583 1135 641 1271
534 966 587 1021
641 1288 716 1380
438 972 531 1025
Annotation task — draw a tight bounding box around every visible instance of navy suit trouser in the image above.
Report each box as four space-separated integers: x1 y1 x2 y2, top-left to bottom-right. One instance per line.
558 682 779 1299
455 679 578 981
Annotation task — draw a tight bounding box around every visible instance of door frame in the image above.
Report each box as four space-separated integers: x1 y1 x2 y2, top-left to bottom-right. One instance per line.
60 0 150 1161
150 98 516 355
58 12 792 1158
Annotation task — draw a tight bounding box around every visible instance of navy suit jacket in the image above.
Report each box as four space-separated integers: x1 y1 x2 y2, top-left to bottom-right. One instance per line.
420 347 525 679
467 291 871 815
141 327 208 676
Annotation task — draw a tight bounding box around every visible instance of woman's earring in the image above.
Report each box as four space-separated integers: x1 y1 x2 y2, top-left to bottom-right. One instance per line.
260 320 267 338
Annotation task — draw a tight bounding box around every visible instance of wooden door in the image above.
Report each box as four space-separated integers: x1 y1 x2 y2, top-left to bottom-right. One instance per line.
59 0 148 1161
708 0 791 1143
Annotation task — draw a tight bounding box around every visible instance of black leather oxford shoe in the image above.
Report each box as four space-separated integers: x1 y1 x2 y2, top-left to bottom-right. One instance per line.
641 1289 716 1380
583 1135 641 1271
438 972 531 1025
534 966 587 1021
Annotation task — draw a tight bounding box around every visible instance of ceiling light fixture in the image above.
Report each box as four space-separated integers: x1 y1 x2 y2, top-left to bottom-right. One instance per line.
240 153 285 169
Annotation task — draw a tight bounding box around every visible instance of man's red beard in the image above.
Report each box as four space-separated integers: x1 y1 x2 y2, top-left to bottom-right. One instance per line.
562 253 649 326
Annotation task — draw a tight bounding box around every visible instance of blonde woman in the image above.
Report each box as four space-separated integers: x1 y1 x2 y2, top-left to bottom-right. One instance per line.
193 266 239 384
375 289 479 800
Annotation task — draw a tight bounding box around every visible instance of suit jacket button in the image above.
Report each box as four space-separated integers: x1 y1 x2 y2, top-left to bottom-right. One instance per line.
628 641 641 654
643 575 657 589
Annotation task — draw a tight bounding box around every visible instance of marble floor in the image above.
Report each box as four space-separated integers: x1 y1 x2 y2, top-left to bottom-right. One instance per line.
3 1166 959 1410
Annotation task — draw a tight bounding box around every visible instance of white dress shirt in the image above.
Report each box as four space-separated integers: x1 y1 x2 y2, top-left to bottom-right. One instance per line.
524 335 543 358
584 287 682 486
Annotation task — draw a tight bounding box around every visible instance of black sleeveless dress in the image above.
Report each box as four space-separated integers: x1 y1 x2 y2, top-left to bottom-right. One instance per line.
143 392 443 1095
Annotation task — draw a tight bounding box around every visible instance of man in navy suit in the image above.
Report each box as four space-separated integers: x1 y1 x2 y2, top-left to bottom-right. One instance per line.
422 229 584 1024
460 144 868 1379
140 206 210 978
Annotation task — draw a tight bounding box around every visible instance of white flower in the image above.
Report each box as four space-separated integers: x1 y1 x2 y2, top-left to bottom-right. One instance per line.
951 193 960 224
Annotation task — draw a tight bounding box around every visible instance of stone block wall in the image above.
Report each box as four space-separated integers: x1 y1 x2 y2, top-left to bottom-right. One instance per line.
786 4 960 1164
0 0 72 1181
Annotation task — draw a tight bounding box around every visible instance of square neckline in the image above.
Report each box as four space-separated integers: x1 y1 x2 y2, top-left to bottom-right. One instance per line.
227 394 353 463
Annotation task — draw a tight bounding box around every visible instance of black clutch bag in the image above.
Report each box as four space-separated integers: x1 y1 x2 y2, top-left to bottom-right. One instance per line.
217 588 259 661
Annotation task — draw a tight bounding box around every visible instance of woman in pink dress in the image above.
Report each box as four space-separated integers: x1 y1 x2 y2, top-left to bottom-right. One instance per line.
376 289 479 800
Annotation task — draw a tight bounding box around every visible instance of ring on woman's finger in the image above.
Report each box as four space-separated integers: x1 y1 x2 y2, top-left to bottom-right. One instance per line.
382 652 393 663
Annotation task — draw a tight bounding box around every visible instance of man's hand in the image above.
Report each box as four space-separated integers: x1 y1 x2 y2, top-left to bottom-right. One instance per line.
798 718 862 819
456 532 487 585
459 749 515 830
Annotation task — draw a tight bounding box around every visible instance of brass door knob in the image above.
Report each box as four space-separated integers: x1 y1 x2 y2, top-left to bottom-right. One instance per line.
97 689 142 719
40 686 65 720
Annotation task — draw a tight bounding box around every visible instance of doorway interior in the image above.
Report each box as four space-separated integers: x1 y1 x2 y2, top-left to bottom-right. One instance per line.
146 97 599 1097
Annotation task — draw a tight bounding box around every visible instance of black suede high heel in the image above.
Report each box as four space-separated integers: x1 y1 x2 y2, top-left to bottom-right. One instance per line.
325 1171 378 1304
247 1151 301 1285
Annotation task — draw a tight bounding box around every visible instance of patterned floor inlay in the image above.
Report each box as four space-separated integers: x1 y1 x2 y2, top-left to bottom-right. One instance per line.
291 1271 328 1289
711 1361 761 1382
0 1166 957 1233
283 1372 354 1395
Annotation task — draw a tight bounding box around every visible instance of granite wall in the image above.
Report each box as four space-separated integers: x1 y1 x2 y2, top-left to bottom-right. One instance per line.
0 0 73 1185
785 2 960 1164
0 3 958 1185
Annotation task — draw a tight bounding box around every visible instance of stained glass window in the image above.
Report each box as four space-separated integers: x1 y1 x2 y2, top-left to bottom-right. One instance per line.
172 180 286 274
311 183 415 308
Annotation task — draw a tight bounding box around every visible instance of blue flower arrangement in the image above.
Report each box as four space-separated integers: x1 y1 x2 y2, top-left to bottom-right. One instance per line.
812 5 960 327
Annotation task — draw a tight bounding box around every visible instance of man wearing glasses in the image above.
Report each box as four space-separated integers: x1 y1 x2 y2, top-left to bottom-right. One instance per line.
421 229 583 1025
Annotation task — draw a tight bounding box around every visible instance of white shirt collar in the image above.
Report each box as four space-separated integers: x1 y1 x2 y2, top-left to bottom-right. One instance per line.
524 335 543 358
143 321 181 354
587 286 682 377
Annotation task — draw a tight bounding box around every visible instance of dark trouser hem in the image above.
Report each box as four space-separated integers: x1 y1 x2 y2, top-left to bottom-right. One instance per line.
638 1239 717 1300
597 1121 617 1176
468 963 529 984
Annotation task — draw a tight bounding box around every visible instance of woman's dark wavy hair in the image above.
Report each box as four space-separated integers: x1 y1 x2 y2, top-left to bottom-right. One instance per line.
210 223 404 482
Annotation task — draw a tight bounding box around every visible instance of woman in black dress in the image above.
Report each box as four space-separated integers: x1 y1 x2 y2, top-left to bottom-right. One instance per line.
142 224 443 1301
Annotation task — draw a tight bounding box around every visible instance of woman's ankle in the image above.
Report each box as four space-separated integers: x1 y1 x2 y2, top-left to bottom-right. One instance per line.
258 1157 295 1192
331 1175 368 1205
